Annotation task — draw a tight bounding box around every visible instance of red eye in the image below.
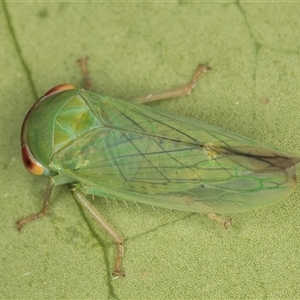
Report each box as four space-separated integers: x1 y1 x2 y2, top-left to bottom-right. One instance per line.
22 145 45 175
43 84 76 97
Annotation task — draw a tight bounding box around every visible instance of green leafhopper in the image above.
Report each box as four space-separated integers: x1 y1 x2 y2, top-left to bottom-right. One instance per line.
18 58 300 277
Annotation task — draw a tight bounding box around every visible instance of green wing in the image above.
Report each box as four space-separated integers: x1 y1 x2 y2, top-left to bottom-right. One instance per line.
50 90 300 213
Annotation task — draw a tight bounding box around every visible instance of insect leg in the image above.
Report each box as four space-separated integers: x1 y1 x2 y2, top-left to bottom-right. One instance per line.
207 213 232 229
72 190 125 278
77 56 92 91
133 64 211 104
16 178 54 231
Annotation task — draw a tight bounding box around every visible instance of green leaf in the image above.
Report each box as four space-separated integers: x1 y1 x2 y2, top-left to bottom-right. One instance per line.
1 2 300 299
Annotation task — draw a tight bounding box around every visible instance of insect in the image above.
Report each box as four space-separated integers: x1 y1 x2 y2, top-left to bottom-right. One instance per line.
18 58 300 277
